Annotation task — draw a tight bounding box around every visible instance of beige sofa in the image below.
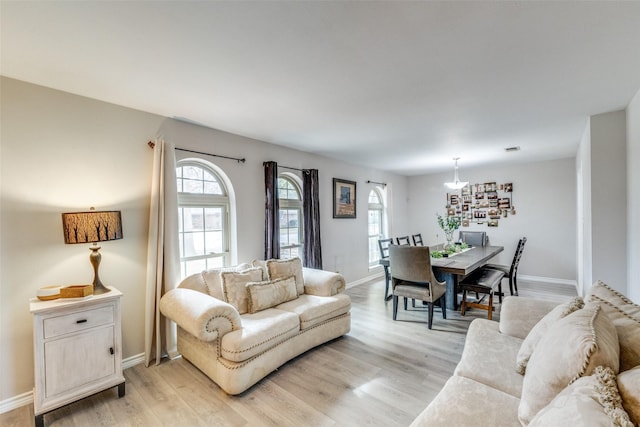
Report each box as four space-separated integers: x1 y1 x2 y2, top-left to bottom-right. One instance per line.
412 280 640 426
160 258 350 395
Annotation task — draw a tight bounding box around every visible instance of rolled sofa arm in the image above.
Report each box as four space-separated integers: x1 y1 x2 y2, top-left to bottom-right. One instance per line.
302 267 346 296
160 288 242 342
499 296 560 339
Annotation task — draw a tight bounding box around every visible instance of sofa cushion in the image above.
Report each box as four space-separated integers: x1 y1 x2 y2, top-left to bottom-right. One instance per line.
516 296 584 374
267 257 305 295
454 319 524 398
529 366 633 427
499 297 561 340
518 302 620 425
617 366 640 425
275 294 351 330
220 268 264 314
196 262 251 300
246 276 298 314
220 308 300 362
410 376 521 427
586 280 640 371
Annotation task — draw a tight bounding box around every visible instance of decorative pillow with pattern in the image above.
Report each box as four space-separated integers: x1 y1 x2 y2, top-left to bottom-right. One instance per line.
529 366 633 427
586 280 640 371
220 268 264 314
516 296 584 374
246 276 298 314
518 302 620 425
267 257 305 295
617 366 640 425
201 263 251 300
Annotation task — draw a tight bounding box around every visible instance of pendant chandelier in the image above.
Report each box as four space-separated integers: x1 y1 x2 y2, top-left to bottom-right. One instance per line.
444 157 469 190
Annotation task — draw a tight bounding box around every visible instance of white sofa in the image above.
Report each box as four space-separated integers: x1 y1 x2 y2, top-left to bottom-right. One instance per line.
160 258 350 395
411 280 640 426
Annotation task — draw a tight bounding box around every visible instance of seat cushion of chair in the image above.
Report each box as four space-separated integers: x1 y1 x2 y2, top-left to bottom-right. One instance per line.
461 269 504 292
275 294 351 330
454 319 525 398
410 376 521 427
221 308 300 362
393 283 434 301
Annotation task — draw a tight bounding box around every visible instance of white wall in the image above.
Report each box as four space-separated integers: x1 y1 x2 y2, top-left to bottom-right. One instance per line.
407 158 577 284
576 119 592 296
628 89 640 302
1 78 163 403
0 78 408 403
589 110 627 293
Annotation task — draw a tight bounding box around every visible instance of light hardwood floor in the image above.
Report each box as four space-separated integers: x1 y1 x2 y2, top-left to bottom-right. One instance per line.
2 278 575 427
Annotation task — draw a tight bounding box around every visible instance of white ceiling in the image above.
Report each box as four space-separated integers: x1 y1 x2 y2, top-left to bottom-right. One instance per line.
2 1 640 175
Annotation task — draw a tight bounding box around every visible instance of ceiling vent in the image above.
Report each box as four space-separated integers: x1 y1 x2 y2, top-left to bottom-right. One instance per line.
505 146 521 152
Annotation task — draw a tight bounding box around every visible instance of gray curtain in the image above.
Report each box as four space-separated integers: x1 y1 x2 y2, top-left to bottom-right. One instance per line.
303 169 323 269
264 161 280 259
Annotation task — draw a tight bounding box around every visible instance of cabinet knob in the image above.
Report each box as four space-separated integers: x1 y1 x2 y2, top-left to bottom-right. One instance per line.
110 347 114 355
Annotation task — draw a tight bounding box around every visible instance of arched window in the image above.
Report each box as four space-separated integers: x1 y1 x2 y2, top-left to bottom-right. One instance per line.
176 160 230 276
278 174 303 259
368 188 386 266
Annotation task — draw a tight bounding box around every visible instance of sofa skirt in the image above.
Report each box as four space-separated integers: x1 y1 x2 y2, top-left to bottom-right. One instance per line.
177 312 351 395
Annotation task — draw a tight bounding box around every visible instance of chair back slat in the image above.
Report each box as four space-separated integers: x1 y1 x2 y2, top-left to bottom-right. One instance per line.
510 237 527 275
395 236 411 246
378 238 393 260
412 233 424 246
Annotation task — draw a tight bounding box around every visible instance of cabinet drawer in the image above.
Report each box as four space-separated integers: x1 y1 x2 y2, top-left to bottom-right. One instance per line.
44 305 114 339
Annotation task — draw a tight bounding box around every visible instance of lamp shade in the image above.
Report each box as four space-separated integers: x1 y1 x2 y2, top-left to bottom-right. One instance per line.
62 210 123 244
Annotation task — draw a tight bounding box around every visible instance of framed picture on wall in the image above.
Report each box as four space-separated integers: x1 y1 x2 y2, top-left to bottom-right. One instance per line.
333 178 357 218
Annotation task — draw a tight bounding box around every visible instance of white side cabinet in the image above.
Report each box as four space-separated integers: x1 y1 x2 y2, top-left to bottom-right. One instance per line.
30 287 125 427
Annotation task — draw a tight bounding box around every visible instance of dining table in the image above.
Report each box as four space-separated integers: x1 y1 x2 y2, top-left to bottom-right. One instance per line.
430 245 504 310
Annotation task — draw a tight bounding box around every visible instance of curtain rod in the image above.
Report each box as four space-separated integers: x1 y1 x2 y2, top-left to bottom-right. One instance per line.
148 141 246 164
263 162 310 174
367 180 387 187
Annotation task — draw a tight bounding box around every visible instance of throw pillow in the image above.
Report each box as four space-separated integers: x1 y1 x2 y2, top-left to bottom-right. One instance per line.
518 302 620 425
246 276 299 314
529 366 633 427
220 268 264 314
267 257 305 295
586 280 640 371
617 366 640 426
516 296 584 374
251 259 268 279
201 263 251 300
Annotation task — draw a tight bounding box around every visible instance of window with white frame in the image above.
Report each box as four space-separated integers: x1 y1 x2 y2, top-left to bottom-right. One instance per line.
176 160 230 277
368 188 385 266
278 175 303 259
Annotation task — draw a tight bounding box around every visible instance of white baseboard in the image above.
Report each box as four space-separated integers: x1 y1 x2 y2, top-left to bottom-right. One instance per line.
0 353 146 414
0 391 32 415
346 271 384 288
518 274 577 290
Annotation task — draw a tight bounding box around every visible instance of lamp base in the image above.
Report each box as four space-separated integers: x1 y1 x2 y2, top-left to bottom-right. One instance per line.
89 244 111 294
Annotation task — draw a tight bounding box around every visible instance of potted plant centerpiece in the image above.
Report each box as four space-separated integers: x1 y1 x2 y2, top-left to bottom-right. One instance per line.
437 213 461 250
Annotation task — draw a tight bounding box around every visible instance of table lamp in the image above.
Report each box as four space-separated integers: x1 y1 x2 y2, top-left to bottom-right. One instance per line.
61 208 123 294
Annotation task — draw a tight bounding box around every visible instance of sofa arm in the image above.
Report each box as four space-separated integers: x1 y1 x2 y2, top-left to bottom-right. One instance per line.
499 296 560 339
302 267 346 296
160 288 242 342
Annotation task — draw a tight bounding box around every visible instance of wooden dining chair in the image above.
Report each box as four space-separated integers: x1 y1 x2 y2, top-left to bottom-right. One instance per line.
459 268 505 320
485 237 527 296
378 238 393 301
459 231 487 247
389 245 446 329
396 236 411 245
412 233 424 246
